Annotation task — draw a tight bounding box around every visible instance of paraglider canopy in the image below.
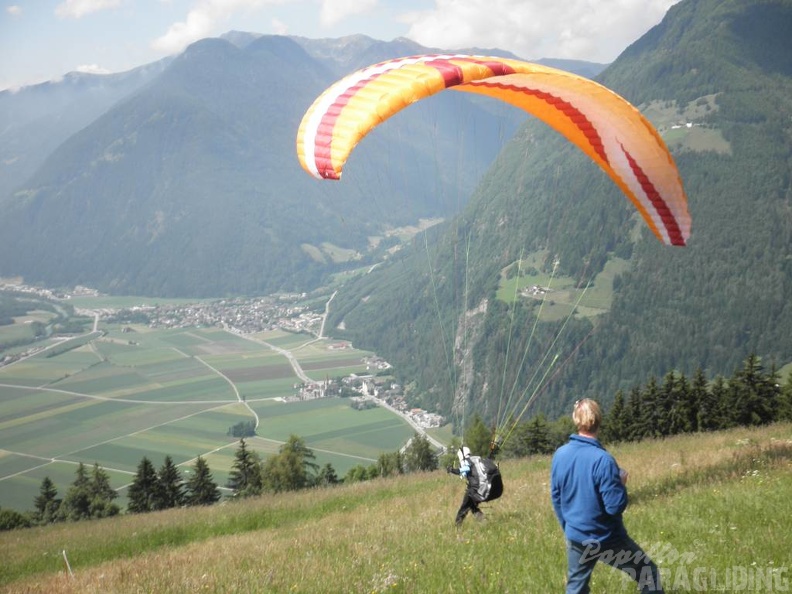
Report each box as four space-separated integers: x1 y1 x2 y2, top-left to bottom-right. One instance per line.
296 54 691 246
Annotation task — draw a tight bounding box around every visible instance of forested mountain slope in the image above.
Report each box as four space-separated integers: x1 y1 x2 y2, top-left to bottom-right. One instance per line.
327 0 792 424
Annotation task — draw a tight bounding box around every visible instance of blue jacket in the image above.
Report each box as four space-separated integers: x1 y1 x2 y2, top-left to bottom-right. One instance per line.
550 434 628 544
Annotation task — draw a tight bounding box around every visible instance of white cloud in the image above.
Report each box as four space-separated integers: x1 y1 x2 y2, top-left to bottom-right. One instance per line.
319 0 377 28
75 64 112 75
151 7 215 53
403 0 681 63
6 5 22 16
151 0 286 55
55 0 122 19
271 17 289 35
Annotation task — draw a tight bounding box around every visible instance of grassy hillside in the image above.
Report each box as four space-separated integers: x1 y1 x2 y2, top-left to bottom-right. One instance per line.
3 423 790 593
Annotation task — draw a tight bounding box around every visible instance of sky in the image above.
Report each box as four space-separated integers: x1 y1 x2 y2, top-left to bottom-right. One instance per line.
0 0 683 92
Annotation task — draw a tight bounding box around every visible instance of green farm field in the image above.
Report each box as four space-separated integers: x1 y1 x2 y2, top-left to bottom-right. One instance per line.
497 252 630 322
0 325 415 513
0 310 57 346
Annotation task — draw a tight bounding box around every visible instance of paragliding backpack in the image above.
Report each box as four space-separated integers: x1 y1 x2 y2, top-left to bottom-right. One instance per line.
469 455 503 503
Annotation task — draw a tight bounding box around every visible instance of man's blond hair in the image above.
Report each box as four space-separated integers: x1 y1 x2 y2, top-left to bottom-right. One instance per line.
573 399 601 433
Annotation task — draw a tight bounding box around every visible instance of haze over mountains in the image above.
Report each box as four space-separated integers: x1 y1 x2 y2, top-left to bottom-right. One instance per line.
0 33 603 297
2 0 791 424
0 60 173 202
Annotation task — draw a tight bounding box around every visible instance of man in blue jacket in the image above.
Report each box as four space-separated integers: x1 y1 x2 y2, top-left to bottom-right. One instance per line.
551 399 663 594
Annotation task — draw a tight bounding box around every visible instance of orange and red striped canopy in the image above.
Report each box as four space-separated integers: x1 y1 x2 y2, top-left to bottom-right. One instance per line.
296 54 690 246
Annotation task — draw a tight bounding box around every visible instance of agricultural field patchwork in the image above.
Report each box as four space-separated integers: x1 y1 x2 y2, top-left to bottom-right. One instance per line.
0 325 413 512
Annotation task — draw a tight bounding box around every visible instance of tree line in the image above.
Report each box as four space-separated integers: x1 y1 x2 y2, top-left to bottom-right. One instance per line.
0 454 222 531
488 353 792 458
600 354 791 443
222 434 439 498
0 432 439 531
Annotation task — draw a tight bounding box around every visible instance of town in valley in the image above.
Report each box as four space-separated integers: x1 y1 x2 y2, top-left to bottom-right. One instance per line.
0 279 445 433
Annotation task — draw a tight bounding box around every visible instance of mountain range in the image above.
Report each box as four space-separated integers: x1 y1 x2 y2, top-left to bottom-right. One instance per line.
0 33 602 297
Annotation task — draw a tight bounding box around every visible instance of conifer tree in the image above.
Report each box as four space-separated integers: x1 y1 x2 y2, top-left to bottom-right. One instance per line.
710 376 730 429
185 456 221 506
625 385 645 441
32 476 60 525
315 463 340 486
603 390 628 443
641 376 663 438
728 354 777 426
665 371 693 436
127 457 160 513
777 374 792 422
766 361 783 422
677 366 699 433
88 463 120 518
156 455 185 510
660 371 679 436
228 439 263 499
678 371 698 433
693 367 719 431
523 414 554 455
463 414 492 456
58 462 92 521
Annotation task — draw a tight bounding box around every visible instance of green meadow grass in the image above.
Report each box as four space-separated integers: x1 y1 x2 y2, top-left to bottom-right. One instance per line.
0 347 102 387
240 377 300 400
251 330 315 350
1 424 790 593
496 255 630 322
91 340 186 367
